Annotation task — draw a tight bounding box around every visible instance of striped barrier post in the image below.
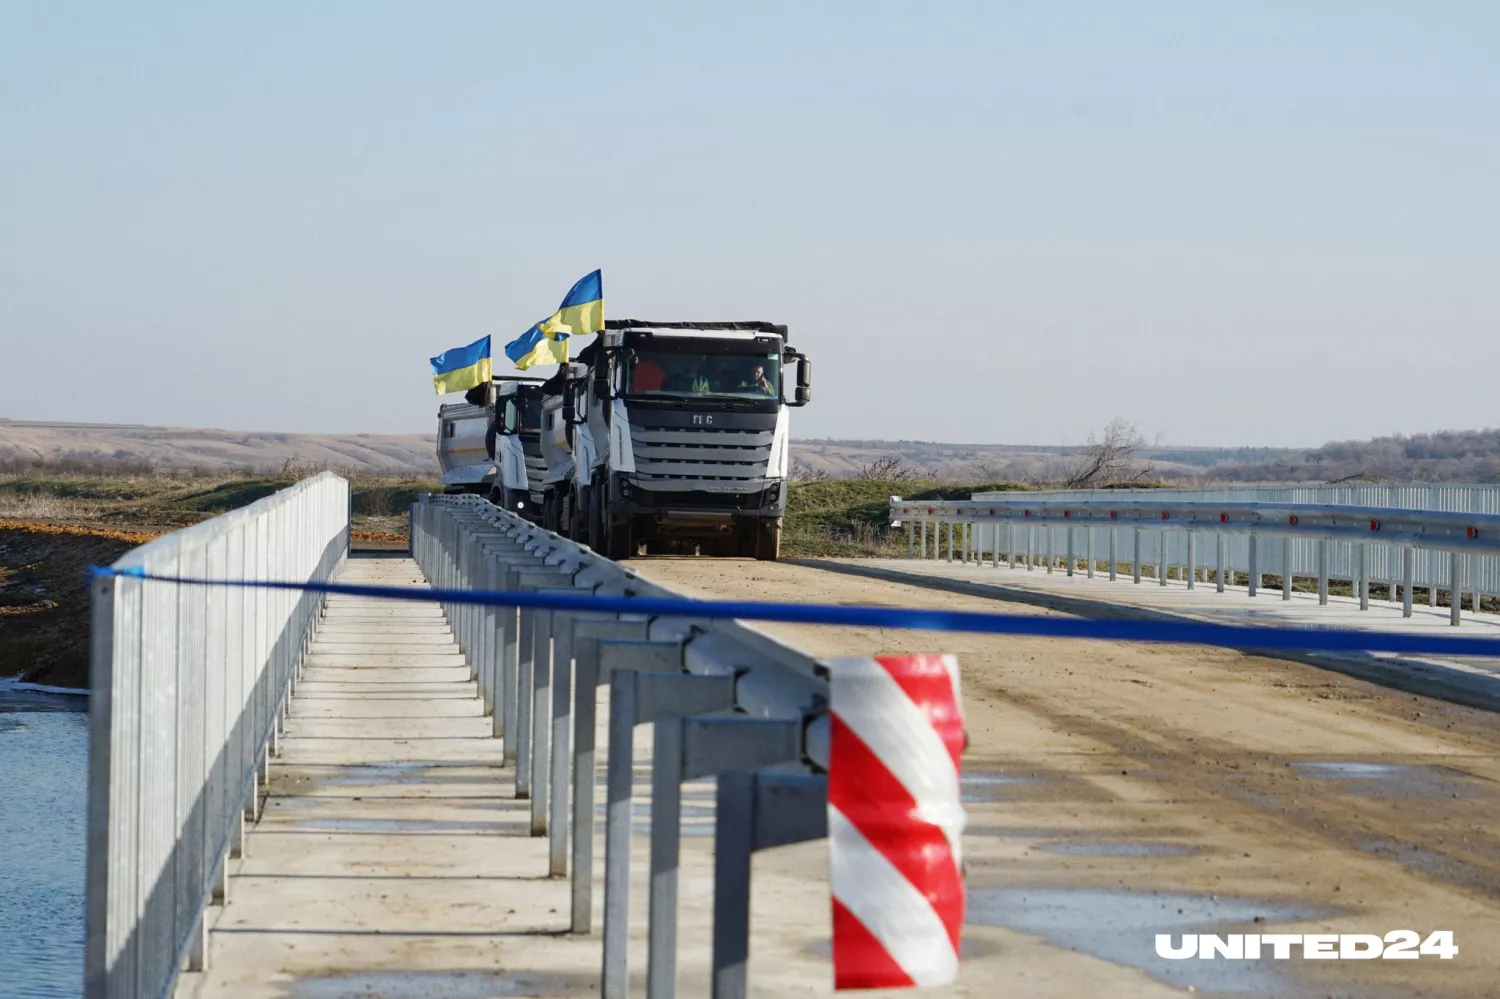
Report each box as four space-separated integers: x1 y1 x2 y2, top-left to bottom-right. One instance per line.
828 654 967 990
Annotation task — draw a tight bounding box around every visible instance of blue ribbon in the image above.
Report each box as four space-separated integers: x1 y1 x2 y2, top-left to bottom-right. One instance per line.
87 565 1500 659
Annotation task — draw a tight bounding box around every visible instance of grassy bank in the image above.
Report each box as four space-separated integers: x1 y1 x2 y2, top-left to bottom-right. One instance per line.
782 479 1026 557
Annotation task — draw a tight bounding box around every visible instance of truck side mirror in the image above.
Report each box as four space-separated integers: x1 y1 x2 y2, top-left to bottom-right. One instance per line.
787 353 811 407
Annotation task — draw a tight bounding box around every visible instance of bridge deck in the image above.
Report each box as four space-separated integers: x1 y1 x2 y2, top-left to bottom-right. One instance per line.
175 554 598 999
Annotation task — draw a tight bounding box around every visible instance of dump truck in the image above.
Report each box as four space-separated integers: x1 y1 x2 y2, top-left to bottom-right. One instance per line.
563 320 810 559
435 377 548 521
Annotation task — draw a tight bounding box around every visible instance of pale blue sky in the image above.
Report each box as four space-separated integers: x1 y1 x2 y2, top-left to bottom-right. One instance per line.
3 3 1496 446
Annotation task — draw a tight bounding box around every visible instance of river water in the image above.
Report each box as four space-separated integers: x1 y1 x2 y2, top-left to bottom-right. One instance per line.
0 687 88 999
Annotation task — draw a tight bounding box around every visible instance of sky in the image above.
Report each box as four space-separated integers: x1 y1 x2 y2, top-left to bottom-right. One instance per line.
2 2 1496 448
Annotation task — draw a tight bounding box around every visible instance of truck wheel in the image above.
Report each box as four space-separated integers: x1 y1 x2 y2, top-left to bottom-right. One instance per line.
606 517 634 561
587 487 604 551
753 521 781 561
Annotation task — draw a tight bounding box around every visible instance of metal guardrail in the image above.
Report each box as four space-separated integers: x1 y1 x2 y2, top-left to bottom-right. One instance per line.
977 483 1500 599
892 496 1500 625
86 472 349 999
410 494 832 999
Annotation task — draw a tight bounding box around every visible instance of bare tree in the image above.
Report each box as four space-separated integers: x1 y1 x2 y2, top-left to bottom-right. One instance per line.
789 458 830 482
1062 418 1150 487
856 455 923 482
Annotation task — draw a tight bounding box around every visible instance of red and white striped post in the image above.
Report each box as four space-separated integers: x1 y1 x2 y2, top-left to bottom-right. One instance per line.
828 653 967 990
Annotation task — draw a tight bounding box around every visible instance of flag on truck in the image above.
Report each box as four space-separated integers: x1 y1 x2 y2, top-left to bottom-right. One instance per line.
429 335 492 395
504 322 569 370
538 269 603 338
504 269 604 370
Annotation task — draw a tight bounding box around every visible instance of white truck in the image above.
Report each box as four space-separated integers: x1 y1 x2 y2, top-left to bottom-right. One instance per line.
435 376 548 521
560 320 811 559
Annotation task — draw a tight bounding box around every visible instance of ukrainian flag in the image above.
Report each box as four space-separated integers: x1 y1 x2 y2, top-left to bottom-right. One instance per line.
539 269 604 338
504 270 604 370
504 323 569 370
429 335 492 395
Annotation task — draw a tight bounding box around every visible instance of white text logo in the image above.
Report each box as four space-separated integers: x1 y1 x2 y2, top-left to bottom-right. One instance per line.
1155 932 1456 960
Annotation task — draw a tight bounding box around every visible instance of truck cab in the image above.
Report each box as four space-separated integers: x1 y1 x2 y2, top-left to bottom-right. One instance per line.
569 320 810 559
488 378 548 520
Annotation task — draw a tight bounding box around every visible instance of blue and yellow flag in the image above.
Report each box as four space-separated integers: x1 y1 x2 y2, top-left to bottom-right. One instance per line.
538 269 604 338
504 270 603 370
504 323 569 370
429 335 492 395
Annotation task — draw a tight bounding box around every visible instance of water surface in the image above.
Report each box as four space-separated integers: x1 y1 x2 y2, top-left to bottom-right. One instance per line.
0 690 89 999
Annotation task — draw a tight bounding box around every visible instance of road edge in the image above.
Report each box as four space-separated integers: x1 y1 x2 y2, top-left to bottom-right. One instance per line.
785 557 1500 714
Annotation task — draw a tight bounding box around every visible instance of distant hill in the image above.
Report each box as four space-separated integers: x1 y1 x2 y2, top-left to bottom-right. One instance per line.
0 419 438 474
4 418 1497 484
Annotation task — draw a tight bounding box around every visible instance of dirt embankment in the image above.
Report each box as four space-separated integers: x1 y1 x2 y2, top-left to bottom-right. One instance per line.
0 520 158 687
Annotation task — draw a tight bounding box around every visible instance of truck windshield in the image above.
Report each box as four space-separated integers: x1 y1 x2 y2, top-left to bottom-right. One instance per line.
519 397 542 430
627 351 780 400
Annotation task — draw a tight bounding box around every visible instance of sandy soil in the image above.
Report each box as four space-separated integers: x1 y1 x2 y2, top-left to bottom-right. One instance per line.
631 556 1500 998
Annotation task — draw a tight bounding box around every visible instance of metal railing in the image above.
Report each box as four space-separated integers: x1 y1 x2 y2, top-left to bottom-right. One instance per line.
86 472 349 999
976 483 1500 599
410 494 833 999
893 495 1500 625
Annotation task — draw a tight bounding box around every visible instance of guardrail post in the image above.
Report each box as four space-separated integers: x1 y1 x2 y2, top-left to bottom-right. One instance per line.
1282 537 1293 601
1046 526 1054 574
906 521 913 557
946 521 954 562
711 768 826 999
1158 531 1168 586
1357 544 1369 610
1248 534 1258 597
600 642 689 999
1066 526 1074 577
1007 525 1015 569
1108 527 1116 581
1317 539 1329 605
1186 531 1196 590
1027 525 1035 570
1447 550 1459 625
1132 528 1141 584
644 681 740 999
919 519 927 558
569 619 652 934
1216 534 1225 592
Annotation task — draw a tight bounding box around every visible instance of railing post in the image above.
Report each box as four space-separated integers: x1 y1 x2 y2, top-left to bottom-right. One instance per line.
1447 550 1459 625
1158 530 1167 586
1066 526 1074 577
1027 525 1035 570
1133 528 1141 584
1186 531 1196 590
1248 534 1258 597
1216 533 1225 592
1087 527 1095 579
1282 537 1293 601
1108 527 1116 581
1046 526 1054 574
1357 544 1369 610
1317 539 1329 605
907 520 914 558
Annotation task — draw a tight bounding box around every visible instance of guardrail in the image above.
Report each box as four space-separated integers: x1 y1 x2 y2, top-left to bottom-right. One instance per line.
410 494 832 999
892 496 1500 626
977 483 1500 601
86 472 349 999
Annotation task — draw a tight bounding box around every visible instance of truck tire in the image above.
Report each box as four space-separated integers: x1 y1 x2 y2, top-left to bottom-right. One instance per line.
753 520 781 561
606 517 634 561
587 487 604 552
